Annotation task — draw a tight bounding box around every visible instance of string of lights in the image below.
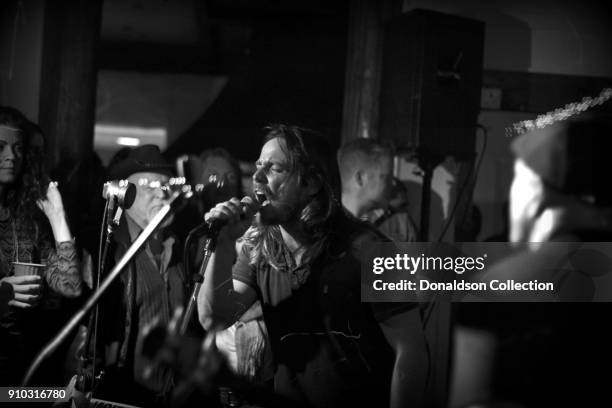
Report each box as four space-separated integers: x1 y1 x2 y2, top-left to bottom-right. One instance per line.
507 87 612 137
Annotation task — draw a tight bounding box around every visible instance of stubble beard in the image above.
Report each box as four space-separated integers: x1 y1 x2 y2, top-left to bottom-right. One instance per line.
259 199 303 226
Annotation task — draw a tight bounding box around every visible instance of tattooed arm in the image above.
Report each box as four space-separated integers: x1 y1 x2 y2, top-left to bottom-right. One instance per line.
37 182 82 297
40 238 82 297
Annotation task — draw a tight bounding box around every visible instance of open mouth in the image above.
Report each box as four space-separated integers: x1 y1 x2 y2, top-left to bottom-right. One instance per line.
254 190 270 206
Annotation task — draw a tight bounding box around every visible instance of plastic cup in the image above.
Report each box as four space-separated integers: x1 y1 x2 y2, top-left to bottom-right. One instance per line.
12 262 46 277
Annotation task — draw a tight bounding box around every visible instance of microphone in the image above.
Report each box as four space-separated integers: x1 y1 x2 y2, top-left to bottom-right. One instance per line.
102 180 136 209
205 196 261 232
176 155 190 180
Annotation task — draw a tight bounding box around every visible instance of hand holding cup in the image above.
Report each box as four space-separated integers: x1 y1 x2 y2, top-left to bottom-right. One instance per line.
0 274 42 309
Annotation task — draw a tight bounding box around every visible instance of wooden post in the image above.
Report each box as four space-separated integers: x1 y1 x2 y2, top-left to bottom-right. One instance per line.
341 0 400 143
38 0 102 168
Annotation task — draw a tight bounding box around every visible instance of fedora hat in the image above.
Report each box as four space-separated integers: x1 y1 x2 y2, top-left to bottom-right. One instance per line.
512 112 612 206
109 144 174 180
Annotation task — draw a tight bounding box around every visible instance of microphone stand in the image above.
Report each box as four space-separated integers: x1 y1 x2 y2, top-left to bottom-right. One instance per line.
22 189 187 386
179 228 217 335
78 202 124 394
154 225 217 400
174 173 224 336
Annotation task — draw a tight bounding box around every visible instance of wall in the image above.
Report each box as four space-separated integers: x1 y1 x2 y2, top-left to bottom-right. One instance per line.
397 0 612 241
403 0 612 77
0 0 45 120
95 70 227 164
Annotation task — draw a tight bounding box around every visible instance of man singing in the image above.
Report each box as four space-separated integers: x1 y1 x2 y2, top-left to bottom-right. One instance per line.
198 125 427 408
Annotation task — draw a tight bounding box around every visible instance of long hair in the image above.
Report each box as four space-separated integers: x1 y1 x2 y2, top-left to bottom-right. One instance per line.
0 106 49 233
242 124 340 270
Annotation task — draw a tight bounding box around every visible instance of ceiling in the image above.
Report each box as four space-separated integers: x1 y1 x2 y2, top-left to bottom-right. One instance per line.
99 0 349 73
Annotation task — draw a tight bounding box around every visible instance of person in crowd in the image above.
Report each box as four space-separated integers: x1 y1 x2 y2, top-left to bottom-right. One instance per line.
337 139 418 242
175 148 244 251
490 108 612 290
367 177 419 242
197 148 243 212
481 103 612 406
0 106 82 385
198 124 428 408
100 145 189 406
173 148 242 243
337 138 394 220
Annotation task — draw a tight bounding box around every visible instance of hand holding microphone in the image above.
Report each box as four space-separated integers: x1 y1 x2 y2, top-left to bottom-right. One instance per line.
204 196 260 240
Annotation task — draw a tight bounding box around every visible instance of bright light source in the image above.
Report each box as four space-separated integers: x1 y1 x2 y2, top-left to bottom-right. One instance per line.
94 124 168 149
117 137 141 146
95 125 167 138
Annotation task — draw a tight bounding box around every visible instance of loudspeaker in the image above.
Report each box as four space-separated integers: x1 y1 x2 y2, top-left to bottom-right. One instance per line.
379 9 484 158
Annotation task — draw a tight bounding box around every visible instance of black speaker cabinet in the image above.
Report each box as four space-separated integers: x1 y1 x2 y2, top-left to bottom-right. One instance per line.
379 9 484 159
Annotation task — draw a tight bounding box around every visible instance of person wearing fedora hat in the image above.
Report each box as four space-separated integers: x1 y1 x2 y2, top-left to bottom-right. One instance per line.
477 99 612 406
508 113 612 245
99 144 189 406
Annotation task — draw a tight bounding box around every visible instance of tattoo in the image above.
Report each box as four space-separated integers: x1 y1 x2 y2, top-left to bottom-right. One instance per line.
43 240 82 298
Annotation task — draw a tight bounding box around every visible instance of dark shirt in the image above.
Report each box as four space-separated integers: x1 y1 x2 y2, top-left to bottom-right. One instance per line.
102 215 188 403
478 230 612 407
233 212 410 408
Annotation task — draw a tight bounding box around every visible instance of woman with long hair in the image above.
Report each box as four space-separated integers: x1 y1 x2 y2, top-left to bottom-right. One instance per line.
0 106 82 385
